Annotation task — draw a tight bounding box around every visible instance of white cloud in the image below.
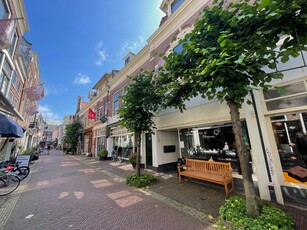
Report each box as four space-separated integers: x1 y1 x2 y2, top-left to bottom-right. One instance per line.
44 84 67 96
95 41 108 66
120 36 145 55
73 73 91 85
39 105 60 120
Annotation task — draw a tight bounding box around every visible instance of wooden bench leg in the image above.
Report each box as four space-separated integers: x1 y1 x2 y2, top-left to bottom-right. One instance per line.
178 174 182 184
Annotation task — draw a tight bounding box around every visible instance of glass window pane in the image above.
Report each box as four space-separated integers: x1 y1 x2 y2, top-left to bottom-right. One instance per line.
0 0 9 19
171 0 185 13
266 95 307 111
264 82 306 99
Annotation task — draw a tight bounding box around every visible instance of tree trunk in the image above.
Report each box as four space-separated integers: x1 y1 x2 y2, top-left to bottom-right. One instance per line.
135 132 141 176
228 101 259 216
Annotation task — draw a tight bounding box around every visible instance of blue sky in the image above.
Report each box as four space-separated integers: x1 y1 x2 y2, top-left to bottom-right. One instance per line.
24 0 164 121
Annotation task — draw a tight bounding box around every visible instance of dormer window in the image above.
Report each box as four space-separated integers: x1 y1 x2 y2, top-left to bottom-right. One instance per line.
125 56 131 66
171 0 185 14
124 52 135 66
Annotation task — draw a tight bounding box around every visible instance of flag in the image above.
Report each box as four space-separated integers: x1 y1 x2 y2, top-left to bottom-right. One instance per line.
24 104 38 116
18 36 33 69
0 19 16 50
88 108 96 120
23 83 45 101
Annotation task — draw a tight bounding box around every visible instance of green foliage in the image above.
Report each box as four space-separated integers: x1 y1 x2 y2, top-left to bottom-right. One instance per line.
22 148 36 156
118 71 162 134
219 196 294 229
98 148 108 157
126 173 156 188
128 154 137 164
63 121 83 154
158 0 307 216
159 0 307 108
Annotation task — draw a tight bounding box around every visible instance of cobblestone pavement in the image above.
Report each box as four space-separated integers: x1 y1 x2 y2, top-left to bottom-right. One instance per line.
0 150 215 230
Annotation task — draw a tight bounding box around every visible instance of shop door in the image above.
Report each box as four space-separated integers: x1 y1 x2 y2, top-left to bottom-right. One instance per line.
145 133 152 167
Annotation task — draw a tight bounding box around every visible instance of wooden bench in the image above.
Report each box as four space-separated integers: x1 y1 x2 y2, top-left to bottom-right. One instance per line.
178 158 235 196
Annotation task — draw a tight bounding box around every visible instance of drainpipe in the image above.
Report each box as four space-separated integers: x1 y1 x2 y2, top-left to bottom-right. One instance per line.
250 90 276 202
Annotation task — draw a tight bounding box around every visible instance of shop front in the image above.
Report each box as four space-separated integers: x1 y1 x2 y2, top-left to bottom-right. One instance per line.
262 78 307 206
108 125 134 160
179 121 251 174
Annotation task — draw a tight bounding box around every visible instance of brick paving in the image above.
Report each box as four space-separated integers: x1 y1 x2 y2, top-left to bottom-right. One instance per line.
72 152 307 230
0 150 214 230
1 149 306 229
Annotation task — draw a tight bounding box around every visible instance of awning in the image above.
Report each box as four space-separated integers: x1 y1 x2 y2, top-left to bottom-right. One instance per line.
0 113 25 137
0 91 24 120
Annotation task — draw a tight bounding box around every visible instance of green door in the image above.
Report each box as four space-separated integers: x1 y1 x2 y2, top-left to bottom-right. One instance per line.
145 133 153 167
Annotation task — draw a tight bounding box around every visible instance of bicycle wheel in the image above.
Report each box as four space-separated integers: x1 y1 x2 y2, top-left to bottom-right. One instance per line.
0 175 20 196
14 166 30 180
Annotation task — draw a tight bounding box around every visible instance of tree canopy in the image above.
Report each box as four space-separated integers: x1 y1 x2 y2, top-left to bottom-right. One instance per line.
158 0 307 216
63 120 83 154
118 71 162 175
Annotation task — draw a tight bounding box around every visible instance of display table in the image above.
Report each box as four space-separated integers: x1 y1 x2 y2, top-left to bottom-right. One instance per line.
287 166 307 183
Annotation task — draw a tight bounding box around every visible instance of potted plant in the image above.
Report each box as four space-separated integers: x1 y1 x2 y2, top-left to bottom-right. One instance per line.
98 148 108 160
129 154 137 169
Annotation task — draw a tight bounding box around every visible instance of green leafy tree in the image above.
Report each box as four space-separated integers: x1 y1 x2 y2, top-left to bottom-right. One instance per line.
159 0 306 216
118 71 161 176
63 120 83 154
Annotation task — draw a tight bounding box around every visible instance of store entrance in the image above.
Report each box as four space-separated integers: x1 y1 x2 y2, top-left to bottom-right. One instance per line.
271 113 307 184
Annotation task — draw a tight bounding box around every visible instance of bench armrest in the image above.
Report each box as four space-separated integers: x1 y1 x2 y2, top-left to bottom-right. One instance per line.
223 170 232 178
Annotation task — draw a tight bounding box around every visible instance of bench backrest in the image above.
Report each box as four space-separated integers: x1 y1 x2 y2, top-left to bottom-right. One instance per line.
185 158 232 175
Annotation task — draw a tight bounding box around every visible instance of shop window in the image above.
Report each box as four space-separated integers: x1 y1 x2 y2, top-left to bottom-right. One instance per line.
271 113 307 185
264 81 307 111
179 122 250 173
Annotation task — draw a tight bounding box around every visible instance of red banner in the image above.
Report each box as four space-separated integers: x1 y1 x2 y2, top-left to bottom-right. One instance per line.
88 108 96 120
24 104 38 116
23 83 45 101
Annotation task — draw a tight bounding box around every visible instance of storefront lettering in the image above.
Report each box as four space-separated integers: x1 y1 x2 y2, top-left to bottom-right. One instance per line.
266 148 275 176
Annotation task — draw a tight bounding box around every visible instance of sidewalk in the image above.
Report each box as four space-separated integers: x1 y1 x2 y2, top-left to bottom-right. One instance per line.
70 152 307 229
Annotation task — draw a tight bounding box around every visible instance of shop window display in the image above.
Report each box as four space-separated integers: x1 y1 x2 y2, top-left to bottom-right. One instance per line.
271 113 307 184
179 122 250 173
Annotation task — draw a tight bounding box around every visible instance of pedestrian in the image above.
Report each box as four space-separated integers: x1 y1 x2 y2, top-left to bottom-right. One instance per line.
117 146 123 163
47 145 50 155
112 146 118 161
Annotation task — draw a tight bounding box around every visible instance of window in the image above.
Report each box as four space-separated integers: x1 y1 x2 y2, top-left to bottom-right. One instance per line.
271 113 307 185
11 71 17 87
0 0 9 19
113 92 119 115
13 98 17 108
103 98 108 116
264 81 307 111
0 71 9 94
8 33 17 56
171 0 184 14
7 91 12 102
173 44 183 53
125 56 131 66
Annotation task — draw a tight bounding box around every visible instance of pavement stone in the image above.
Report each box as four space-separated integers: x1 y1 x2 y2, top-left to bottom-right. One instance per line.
1 149 306 229
72 152 307 230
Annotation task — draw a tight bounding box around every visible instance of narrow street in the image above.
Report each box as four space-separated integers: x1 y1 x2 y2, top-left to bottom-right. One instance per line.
0 150 213 230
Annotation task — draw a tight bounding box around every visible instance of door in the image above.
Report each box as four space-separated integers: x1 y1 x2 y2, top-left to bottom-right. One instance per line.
145 133 152 167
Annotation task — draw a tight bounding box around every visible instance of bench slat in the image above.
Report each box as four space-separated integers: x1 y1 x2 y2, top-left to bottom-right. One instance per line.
178 159 235 196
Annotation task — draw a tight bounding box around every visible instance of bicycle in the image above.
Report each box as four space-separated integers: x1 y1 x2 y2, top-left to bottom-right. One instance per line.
0 161 30 181
0 169 20 196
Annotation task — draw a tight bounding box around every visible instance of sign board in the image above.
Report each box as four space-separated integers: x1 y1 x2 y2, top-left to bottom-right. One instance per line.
15 155 30 167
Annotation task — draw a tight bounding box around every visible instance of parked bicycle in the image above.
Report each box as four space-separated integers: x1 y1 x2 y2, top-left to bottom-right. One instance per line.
0 169 20 196
0 161 30 181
